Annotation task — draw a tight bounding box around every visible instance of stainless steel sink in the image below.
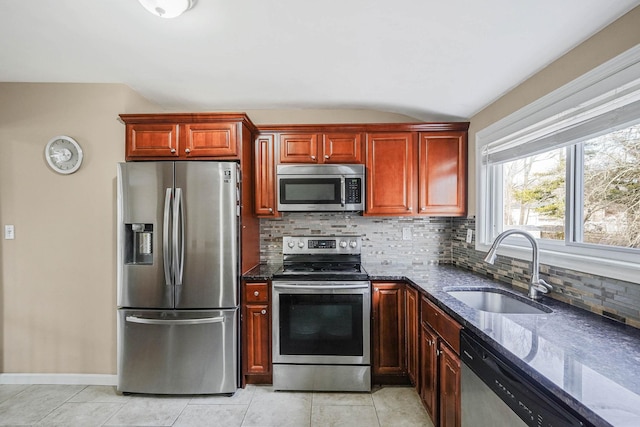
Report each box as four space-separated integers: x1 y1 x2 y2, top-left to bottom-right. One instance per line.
446 288 552 314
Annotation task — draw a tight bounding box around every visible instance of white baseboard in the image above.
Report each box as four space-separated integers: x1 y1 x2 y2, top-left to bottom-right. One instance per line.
0 373 117 386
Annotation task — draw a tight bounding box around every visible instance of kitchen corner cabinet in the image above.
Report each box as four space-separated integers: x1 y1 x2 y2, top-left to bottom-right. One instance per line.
420 295 462 427
365 130 467 217
254 134 278 217
405 285 419 387
241 281 272 385
120 113 255 161
372 282 408 384
279 132 363 164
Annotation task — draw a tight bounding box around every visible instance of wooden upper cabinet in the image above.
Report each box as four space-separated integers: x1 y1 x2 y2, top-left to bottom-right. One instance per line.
365 132 417 215
322 133 363 163
418 132 467 216
279 132 364 164
126 123 180 159
120 113 255 161
182 122 238 158
255 134 278 217
279 133 319 163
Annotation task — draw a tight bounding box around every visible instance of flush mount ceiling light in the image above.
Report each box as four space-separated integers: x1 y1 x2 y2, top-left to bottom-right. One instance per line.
137 0 195 18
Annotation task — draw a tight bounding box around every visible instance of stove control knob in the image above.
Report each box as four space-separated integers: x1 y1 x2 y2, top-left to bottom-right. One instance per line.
298 241 305 248
339 240 347 248
287 241 295 248
349 240 358 248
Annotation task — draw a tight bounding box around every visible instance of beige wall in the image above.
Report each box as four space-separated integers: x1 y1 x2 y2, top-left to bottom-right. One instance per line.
0 83 159 374
467 6 640 215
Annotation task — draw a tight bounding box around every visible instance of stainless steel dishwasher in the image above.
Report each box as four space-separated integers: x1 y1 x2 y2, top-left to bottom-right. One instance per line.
460 329 588 427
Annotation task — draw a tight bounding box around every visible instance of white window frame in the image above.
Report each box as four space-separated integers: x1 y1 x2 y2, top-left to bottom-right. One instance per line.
476 44 640 284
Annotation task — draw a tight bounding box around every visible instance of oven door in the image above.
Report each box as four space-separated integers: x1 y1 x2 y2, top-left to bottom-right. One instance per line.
272 280 371 365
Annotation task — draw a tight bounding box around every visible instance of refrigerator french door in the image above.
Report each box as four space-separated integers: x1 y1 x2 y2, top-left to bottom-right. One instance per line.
117 161 239 394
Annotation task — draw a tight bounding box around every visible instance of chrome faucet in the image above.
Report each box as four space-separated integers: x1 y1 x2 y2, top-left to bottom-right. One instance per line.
483 229 553 300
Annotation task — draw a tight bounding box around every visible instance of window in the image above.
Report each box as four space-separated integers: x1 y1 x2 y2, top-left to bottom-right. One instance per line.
476 45 640 282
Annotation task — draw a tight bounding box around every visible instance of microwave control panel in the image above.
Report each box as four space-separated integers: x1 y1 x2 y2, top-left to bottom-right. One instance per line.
345 178 362 203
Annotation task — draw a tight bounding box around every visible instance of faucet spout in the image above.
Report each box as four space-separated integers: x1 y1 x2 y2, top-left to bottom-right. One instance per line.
483 229 552 300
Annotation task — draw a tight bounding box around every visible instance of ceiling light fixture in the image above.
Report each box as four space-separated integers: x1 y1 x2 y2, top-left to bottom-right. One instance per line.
137 0 195 19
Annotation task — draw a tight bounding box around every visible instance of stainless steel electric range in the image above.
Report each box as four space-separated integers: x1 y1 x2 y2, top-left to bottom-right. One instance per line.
271 235 371 392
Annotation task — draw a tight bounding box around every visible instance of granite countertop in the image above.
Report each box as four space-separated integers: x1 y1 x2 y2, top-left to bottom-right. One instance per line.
243 263 640 427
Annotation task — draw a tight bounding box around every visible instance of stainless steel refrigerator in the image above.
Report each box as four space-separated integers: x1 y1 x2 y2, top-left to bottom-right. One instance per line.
116 161 239 395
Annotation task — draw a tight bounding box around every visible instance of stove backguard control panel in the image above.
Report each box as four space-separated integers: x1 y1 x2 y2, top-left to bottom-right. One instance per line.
283 236 361 255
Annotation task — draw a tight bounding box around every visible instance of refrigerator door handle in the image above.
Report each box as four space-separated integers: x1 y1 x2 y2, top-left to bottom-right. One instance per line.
173 188 185 285
125 315 225 326
163 188 173 285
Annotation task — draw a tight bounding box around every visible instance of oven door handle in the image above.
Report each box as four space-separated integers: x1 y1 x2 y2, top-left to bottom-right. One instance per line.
273 283 369 290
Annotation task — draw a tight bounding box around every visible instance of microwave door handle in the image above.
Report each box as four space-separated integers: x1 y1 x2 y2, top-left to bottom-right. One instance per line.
163 188 172 285
340 177 346 207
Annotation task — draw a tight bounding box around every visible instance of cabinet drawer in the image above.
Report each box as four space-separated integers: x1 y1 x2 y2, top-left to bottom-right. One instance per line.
421 296 461 354
245 283 269 303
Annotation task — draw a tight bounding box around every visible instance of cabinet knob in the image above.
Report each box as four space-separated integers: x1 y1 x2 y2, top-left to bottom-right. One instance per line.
185 148 191 154
170 148 176 153
310 155 316 160
421 207 426 211
268 208 273 213
374 288 379 292
324 155 330 159
261 309 267 315
254 291 260 297
407 206 412 211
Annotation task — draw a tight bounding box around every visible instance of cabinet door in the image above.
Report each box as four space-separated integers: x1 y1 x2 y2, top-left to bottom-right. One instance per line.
418 132 466 216
322 133 363 163
182 122 238 158
126 123 179 159
254 134 277 216
439 343 461 427
405 286 419 387
372 282 406 380
279 133 319 163
420 324 439 425
243 304 271 376
366 133 416 215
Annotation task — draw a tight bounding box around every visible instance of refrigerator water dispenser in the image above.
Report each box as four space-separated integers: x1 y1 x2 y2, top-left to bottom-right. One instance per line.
125 223 153 265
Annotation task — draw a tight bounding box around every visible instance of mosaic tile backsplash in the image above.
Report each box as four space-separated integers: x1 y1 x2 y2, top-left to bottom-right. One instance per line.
260 212 452 267
259 213 640 328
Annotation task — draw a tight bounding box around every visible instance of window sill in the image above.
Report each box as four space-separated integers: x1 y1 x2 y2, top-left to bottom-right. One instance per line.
475 241 640 284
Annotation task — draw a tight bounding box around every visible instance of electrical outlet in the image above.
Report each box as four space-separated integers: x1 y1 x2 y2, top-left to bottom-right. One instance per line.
402 227 412 241
5 224 15 240
465 229 473 243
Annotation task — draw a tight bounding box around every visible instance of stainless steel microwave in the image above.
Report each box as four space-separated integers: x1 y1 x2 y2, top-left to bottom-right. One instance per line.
276 164 365 212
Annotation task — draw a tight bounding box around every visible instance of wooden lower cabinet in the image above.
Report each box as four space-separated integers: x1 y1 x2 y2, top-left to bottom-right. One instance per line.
420 295 462 427
405 285 419 386
241 281 272 384
420 323 439 423
439 343 461 427
372 282 407 384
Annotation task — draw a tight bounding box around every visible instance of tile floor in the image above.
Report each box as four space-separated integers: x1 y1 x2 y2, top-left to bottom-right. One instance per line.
0 384 434 426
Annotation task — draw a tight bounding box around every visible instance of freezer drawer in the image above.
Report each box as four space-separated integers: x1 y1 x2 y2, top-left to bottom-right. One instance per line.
117 309 238 394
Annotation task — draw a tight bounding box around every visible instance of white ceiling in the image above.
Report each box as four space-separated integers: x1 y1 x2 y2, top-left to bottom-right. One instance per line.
1 0 638 121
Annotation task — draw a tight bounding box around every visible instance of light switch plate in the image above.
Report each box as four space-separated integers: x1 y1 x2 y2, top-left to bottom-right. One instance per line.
5 224 15 240
402 227 412 241
466 229 473 243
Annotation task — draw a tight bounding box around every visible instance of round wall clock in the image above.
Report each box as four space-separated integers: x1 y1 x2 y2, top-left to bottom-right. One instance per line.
45 135 84 174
